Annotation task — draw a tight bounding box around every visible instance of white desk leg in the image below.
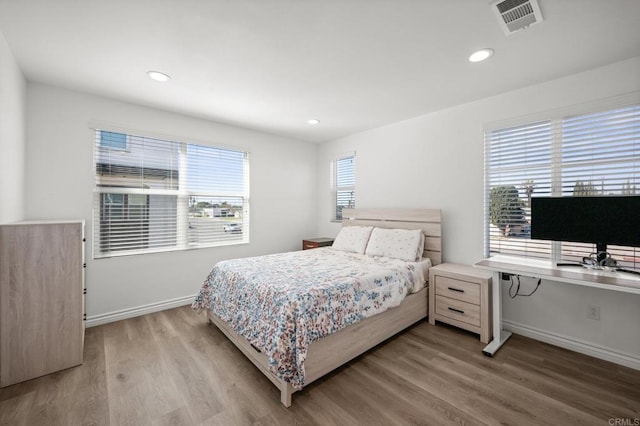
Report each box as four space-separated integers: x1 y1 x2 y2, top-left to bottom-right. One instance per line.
482 271 512 356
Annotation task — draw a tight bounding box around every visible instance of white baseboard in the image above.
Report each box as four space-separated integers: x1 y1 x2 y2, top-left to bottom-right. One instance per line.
503 319 640 371
86 294 196 328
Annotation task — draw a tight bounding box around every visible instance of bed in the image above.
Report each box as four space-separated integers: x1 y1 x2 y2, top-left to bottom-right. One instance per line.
192 208 442 407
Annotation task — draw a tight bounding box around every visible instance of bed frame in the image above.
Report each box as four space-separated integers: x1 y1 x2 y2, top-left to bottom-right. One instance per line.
207 208 442 407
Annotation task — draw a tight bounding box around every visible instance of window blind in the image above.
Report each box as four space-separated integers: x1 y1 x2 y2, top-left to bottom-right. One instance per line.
93 130 249 258
332 155 355 221
485 103 640 270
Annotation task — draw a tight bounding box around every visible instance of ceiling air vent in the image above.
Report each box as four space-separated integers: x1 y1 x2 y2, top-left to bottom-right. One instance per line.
491 0 543 35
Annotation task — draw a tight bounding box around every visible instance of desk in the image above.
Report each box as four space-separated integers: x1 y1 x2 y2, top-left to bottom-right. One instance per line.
474 255 640 356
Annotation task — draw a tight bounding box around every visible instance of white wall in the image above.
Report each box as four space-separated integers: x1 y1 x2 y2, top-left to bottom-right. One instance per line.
25 83 317 320
0 31 25 223
317 57 640 361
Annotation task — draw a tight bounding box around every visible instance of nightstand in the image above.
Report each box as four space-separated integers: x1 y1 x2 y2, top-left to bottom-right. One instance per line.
302 237 334 250
428 263 493 343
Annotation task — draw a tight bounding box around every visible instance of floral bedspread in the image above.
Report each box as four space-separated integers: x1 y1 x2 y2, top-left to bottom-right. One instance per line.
192 247 427 389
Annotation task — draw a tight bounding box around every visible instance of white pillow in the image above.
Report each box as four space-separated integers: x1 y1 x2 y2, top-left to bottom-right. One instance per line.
365 228 424 262
416 231 425 261
332 226 373 254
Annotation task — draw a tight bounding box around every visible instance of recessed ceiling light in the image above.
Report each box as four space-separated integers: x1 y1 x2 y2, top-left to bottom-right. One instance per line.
147 71 171 82
307 119 320 125
468 48 494 63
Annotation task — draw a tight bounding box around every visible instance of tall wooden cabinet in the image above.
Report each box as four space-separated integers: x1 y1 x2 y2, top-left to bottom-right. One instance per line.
0 221 85 387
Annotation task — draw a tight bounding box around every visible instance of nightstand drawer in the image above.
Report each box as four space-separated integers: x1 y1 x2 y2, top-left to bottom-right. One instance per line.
435 276 480 305
435 295 480 327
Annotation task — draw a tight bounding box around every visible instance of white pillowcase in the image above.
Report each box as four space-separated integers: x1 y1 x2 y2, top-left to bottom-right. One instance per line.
332 226 374 254
365 228 425 262
416 231 425 261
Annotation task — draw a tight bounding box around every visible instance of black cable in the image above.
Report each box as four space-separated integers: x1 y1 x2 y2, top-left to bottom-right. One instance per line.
615 268 640 276
519 278 542 296
508 275 520 299
508 275 542 298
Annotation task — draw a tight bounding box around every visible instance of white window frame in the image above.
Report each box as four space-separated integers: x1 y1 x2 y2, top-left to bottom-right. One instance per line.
93 128 250 258
484 94 640 270
331 153 356 222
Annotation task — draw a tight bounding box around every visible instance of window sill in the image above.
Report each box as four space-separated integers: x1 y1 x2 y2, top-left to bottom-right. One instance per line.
93 238 250 259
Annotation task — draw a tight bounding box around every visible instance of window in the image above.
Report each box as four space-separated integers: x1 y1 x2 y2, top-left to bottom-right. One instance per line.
485 102 640 270
94 130 249 258
100 131 128 150
332 155 355 221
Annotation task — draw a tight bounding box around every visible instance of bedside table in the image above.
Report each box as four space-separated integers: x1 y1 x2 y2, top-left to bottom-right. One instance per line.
302 237 334 250
428 263 493 343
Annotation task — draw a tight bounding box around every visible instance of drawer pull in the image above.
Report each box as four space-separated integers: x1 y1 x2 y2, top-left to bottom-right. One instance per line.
448 287 464 293
448 307 465 315
304 245 315 248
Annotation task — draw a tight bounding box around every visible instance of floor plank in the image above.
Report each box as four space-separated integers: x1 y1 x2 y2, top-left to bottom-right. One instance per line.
1 306 638 425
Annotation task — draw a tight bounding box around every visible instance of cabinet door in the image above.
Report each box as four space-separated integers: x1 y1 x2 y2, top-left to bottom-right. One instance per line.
0 222 84 387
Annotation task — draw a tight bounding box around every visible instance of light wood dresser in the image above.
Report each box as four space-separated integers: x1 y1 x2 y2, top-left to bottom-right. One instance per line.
0 221 85 387
428 263 492 343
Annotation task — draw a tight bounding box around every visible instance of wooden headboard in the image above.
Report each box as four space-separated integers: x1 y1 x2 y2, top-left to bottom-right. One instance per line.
341 208 442 265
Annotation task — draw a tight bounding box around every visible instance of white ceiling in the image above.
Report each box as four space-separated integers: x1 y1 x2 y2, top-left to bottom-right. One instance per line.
1 1 639 143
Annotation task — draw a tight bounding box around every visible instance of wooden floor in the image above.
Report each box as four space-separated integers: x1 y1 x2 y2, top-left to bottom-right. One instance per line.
1 306 638 426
